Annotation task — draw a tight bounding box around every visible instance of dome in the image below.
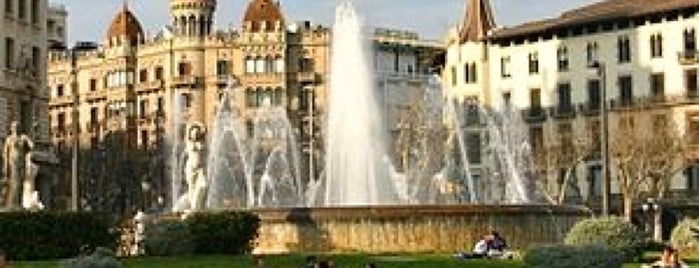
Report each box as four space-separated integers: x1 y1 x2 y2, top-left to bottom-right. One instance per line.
243 0 284 32
106 4 144 46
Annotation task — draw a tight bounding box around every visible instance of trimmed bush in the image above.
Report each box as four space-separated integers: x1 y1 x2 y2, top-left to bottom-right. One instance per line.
143 219 193 256
524 244 623 268
59 247 121 268
564 217 646 262
0 211 117 261
185 211 260 254
671 218 699 254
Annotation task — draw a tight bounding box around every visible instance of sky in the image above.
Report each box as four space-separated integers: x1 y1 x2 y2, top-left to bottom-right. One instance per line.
55 0 600 44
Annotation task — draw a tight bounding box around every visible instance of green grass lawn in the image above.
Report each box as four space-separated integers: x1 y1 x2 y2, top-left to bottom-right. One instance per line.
14 253 699 268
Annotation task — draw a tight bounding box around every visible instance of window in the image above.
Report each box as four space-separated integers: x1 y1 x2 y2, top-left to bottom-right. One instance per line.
686 166 699 190
298 58 313 72
5 0 13 15
501 56 511 78
182 94 191 108
686 69 698 96
685 28 697 52
529 126 544 153
275 56 284 73
255 57 266 73
587 79 601 109
650 33 663 58
216 60 230 76
90 107 98 129
528 52 539 74
530 88 542 109
57 112 65 130
5 37 15 69
89 79 97 92
141 130 149 149
557 83 572 112
557 46 569 71
157 97 164 113
464 63 477 83
617 35 631 63
466 132 481 164
650 73 665 98
139 69 148 83
274 88 283 106
177 62 191 76
619 75 633 106
246 88 256 107
586 42 599 66
139 100 148 119
244 57 255 74
18 0 25 20
465 103 480 125
502 92 511 106
56 84 64 97
30 0 38 24
155 66 164 80
31 46 39 74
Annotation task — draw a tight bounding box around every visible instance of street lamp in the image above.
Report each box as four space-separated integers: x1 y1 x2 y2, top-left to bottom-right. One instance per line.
69 46 80 212
590 61 611 216
641 198 660 240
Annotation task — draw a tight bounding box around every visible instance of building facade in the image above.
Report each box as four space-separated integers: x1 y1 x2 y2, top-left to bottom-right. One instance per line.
47 0 442 210
0 0 49 141
445 0 699 204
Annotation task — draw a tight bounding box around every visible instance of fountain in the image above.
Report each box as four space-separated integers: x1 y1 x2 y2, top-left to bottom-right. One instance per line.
162 1 589 254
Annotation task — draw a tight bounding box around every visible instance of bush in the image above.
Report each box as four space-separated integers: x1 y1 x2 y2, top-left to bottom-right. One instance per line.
143 219 193 256
0 211 117 261
185 211 260 254
524 244 623 268
59 247 121 268
564 217 646 262
671 218 699 254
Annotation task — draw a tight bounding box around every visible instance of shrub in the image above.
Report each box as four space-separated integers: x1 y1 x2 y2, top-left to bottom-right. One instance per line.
524 244 623 268
143 219 193 256
0 211 117 261
185 211 260 254
564 217 646 262
671 218 699 254
59 247 121 268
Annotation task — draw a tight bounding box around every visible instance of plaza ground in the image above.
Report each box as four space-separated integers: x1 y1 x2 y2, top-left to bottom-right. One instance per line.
14 253 699 267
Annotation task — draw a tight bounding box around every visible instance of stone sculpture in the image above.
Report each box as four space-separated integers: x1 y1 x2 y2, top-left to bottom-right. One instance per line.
2 122 35 210
183 123 207 211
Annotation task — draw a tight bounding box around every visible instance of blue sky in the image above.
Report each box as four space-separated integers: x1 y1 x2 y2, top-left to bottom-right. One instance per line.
56 0 600 43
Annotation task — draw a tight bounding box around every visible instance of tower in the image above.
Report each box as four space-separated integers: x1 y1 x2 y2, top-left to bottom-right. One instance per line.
170 0 216 36
105 3 144 47
459 0 496 43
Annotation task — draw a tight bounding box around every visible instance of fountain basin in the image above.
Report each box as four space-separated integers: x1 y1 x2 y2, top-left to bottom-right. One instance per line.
252 205 591 254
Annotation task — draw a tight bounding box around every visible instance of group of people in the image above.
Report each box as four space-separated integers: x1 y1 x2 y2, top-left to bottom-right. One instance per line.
455 230 513 260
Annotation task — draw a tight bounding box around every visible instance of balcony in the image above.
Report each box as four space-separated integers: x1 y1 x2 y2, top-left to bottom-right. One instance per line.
49 95 74 107
239 73 285 86
522 107 547 123
84 90 107 102
578 102 601 117
172 76 201 87
609 98 635 110
298 72 318 84
136 80 164 93
678 50 699 65
550 105 576 120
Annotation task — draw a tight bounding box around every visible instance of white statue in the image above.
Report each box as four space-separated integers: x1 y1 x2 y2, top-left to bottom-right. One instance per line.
2 122 34 210
182 123 207 212
22 148 43 210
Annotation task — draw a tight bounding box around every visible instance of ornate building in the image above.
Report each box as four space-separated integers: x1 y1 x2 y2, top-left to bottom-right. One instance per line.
445 0 699 205
47 0 442 211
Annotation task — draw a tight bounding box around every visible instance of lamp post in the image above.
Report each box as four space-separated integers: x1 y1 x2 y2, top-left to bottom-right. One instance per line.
590 61 611 216
641 198 660 240
69 47 80 211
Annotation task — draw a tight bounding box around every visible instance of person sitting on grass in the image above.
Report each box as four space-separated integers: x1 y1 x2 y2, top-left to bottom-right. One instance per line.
643 246 689 268
487 231 513 259
455 235 491 259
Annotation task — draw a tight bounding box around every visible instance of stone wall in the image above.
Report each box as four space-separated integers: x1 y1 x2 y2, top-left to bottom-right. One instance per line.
252 205 590 254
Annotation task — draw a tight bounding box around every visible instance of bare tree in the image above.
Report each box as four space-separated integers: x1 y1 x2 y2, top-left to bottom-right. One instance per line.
610 113 688 223
533 125 597 205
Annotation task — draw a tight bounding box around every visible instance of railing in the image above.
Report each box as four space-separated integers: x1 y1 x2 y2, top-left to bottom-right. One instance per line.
550 105 576 120
297 72 317 84
136 80 164 92
678 50 699 65
172 76 201 87
578 102 601 117
522 107 547 123
85 90 107 101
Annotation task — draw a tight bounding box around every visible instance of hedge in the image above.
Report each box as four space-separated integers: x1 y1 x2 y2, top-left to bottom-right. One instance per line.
564 216 646 262
524 244 623 268
0 211 117 261
185 211 260 255
143 219 193 256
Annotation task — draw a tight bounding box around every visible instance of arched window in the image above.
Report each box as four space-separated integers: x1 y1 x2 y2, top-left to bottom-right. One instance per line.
188 15 196 36
255 87 264 107
246 88 256 107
